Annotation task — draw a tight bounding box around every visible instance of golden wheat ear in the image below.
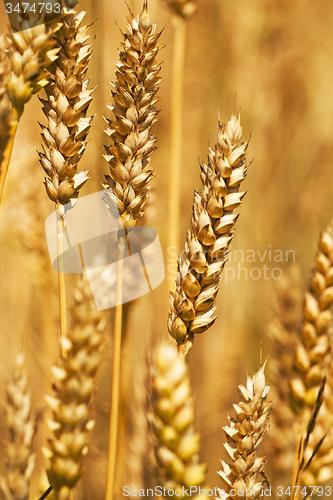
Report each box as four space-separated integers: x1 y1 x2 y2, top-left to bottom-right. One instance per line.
0 8 63 202
44 274 108 500
216 362 272 499
149 343 207 492
289 222 333 487
0 354 36 500
38 9 93 213
168 112 250 354
102 3 164 229
290 222 333 409
5 13 62 114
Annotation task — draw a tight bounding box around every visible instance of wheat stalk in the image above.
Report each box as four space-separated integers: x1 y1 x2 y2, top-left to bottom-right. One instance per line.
149 343 207 497
168 113 250 354
0 3 64 202
216 363 272 500
44 274 108 500
0 354 36 500
163 0 196 309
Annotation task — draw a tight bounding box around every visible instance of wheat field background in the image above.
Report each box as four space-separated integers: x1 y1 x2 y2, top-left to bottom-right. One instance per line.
1 0 333 498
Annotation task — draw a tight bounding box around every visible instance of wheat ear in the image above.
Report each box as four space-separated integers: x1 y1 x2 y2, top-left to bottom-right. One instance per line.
103 3 163 498
44 274 108 500
38 8 92 211
102 2 164 228
38 6 93 353
0 354 36 500
265 264 303 486
168 113 250 354
0 5 63 202
289 223 333 486
290 223 333 408
216 363 272 499
150 343 207 496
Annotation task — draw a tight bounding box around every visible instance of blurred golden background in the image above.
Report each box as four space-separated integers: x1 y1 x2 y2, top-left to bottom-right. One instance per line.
1 0 333 497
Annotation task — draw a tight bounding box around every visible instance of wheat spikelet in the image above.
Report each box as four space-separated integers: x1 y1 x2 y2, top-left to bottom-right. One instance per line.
168 113 250 354
38 8 92 217
44 274 108 500
163 0 197 18
265 264 303 485
5 4 63 114
150 343 207 497
216 363 272 500
102 2 164 228
0 354 36 500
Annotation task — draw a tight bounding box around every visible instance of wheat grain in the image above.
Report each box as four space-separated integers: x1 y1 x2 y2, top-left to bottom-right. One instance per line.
102 1 164 228
150 343 207 497
216 363 272 500
0 354 36 500
168 113 250 354
44 274 108 500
